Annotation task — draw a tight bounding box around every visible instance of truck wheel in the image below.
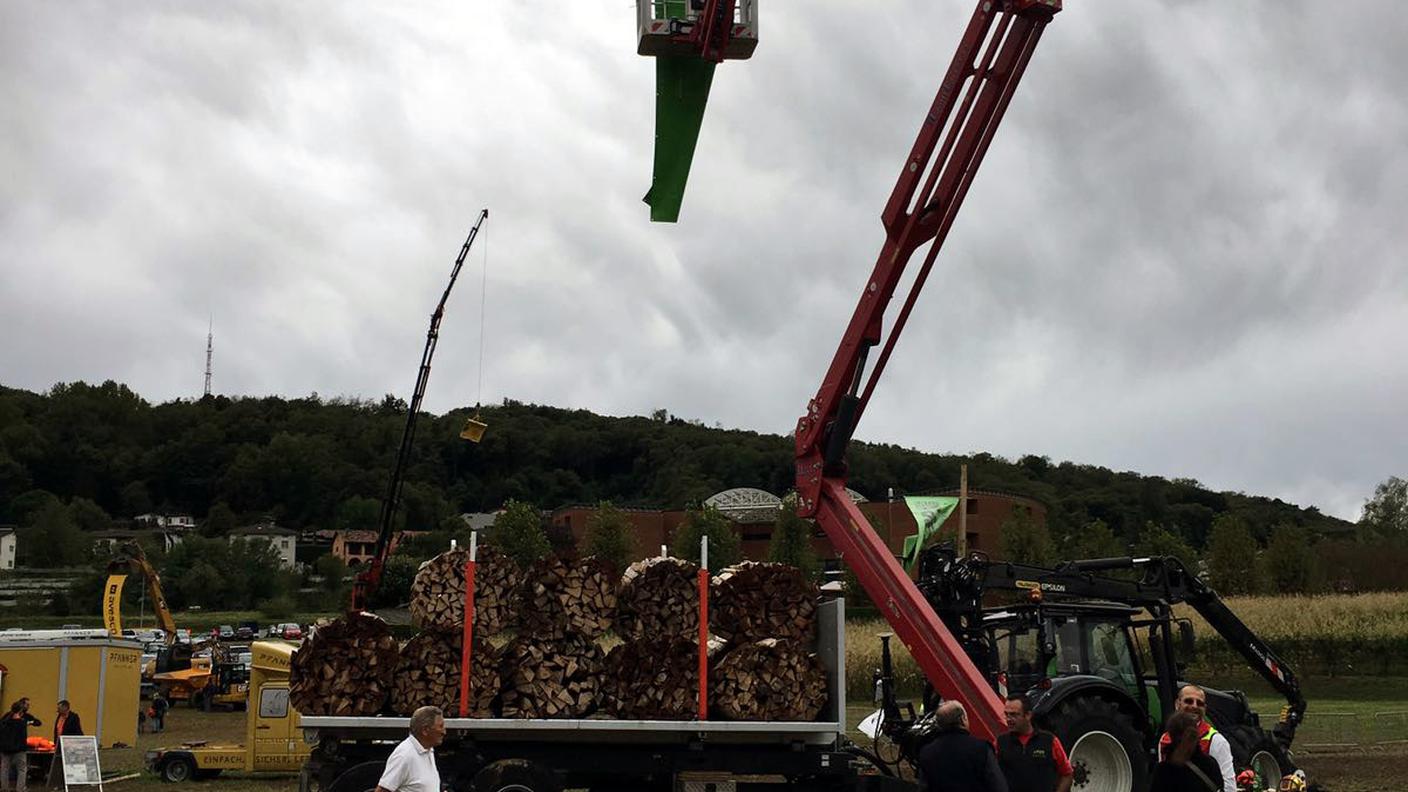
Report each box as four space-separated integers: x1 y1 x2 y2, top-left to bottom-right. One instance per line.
1226 725 1293 791
470 760 562 792
159 756 196 783
326 761 387 792
1047 696 1147 792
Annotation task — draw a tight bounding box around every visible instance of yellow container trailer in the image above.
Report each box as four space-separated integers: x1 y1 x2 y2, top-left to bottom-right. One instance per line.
0 629 142 748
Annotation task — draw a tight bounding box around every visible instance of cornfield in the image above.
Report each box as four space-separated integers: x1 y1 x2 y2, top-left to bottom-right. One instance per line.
844 591 1408 697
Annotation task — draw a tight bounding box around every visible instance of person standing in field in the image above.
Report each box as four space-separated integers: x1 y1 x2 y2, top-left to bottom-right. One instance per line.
46 701 83 788
0 700 42 792
916 701 1008 792
997 695 1073 792
1152 712 1222 792
1159 685 1235 792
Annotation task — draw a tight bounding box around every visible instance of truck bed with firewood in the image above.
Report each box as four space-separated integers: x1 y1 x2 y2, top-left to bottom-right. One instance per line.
295 598 905 792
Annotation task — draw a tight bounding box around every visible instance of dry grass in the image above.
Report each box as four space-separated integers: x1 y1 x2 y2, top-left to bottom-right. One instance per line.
1174 590 1408 642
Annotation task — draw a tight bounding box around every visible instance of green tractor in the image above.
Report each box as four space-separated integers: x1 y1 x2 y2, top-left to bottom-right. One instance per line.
870 546 1301 792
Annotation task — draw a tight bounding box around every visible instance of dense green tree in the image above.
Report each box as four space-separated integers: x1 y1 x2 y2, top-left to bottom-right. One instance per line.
1205 514 1260 595
671 505 742 569
1060 518 1124 562
1261 524 1320 594
1360 476 1407 539
17 501 88 567
1000 506 1053 565
768 496 818 578
202 501 238 537
370 555 421 608
69 497 111 532
584 502 637 571
1134 522 1198 567
337 496 382 533
488 500 551 567
314 553 348 593
120 481 153 517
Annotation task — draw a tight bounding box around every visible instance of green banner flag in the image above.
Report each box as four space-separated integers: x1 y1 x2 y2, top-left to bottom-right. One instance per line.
901 496 960 570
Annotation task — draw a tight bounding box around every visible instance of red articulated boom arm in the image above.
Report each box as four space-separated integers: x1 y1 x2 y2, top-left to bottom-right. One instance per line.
794 0 1059 743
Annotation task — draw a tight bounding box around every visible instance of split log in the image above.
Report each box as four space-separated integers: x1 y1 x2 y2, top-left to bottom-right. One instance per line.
520 555 618 639
498 636 606 719
615 556 699 642
289 612 399 716
409 545 521 636
602 637 699 720
709 637 828 721
389 631 500 717
710 561 818 644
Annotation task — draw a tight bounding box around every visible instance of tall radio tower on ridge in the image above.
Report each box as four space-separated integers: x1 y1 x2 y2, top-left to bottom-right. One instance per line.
204 317 213 398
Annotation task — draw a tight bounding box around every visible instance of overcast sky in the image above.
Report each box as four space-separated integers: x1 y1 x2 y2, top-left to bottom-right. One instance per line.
3 1 1404 520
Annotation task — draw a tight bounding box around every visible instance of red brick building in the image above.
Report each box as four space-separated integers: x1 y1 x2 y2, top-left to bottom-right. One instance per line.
549 487 1046 567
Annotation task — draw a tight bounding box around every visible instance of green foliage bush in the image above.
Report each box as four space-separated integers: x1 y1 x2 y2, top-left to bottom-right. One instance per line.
671 505 741 569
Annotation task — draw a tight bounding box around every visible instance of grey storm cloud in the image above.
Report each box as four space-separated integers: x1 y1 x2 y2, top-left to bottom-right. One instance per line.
2 0 1404 521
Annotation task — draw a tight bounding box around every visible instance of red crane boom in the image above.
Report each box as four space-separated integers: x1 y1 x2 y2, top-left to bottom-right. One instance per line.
794 0 1059 743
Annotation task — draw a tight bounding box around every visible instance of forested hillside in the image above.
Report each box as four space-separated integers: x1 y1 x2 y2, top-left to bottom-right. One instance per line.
0 381 1355 555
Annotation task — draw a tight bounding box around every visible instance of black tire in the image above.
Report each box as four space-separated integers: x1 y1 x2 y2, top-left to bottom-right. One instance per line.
326 761 386 792
159 755 196 783
470 760 562 792
1046 696 1149 792
1226 725 1294 791
200 688 214 712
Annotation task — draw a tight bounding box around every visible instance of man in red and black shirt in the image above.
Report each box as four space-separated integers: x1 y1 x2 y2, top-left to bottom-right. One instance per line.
998 695 1073 792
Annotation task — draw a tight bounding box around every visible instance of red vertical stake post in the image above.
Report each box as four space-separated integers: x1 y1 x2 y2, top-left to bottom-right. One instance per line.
697 536 709 721
459 532 478 719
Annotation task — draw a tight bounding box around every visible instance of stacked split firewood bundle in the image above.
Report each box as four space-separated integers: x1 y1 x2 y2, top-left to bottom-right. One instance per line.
289 612 400 716
615 556 699 641
603 636 699 719
499 636 606 718
291 549 829 722
710 561 817 643
519 555 618 639
389 631 500 717
709 637 828 721
497 555 620 717
409 545 522 634
704 561 827 722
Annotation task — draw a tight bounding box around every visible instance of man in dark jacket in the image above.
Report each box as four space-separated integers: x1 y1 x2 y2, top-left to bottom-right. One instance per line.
52 702 81 740
998 695 1073 792
1 700 43 792
917 701 1008 792
46 701 83 789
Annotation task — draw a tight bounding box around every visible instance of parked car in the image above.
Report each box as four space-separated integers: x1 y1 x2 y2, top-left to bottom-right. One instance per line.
267 624 282 638
175 629 192 644
236 621 258 641
279 623 302 640
218 625 235 640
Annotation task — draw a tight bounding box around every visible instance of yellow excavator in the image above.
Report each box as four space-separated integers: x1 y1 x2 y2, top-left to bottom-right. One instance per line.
103 542 246 708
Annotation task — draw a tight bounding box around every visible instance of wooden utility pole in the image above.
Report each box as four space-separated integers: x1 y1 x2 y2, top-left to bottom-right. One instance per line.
958 464 969 556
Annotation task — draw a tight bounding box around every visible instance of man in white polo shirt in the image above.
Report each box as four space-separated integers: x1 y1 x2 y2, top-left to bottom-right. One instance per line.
376 706 446 792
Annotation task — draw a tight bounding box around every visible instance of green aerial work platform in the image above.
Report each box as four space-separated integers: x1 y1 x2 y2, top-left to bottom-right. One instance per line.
636 0 758 223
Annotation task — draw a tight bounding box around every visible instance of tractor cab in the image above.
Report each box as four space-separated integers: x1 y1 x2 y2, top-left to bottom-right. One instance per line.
637 0 758 60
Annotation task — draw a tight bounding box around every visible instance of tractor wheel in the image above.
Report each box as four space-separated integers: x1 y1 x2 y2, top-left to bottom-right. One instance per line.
469 760 562 792
1047 696 1148 792
159 755 196 783
1226 725 1293 791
